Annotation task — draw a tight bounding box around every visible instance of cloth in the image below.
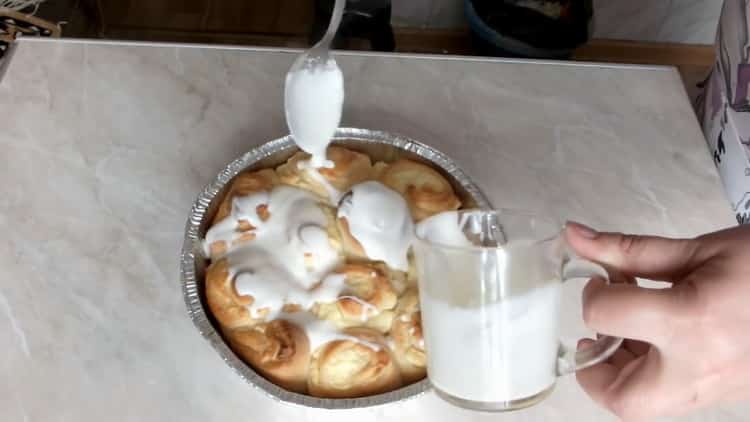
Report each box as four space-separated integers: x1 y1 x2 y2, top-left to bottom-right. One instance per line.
697 0 750 225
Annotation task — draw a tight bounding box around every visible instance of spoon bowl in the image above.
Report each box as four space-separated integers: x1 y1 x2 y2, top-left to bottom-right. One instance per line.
284 0 347 167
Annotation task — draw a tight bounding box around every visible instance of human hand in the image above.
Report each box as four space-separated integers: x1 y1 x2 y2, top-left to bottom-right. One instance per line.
565 222 750 421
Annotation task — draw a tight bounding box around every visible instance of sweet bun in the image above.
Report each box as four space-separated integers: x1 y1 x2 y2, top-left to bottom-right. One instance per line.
371 161 389 180
373 262 412 296
207 169 278 258
213 169 278 224
336 215 368 261
205 259 265 329
277 146 373 202
308 328 402 398
379 159 461 221
202 145 466 398
224 319 310 394
312 264 398 333
389 288 426 384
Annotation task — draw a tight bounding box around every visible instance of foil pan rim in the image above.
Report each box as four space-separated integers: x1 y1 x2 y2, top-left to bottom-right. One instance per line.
180 128 492 409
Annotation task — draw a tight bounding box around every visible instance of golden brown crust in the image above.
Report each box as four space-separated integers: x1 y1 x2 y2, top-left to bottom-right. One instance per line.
207 169 278 258
335 216 367 261
312 264 398 333
371 161 390 180
277 146 373 201
213 169 279 224
308 328 402 398
379 159 461 221
224 320 310 394
320 205 344 256
205 259 263 330
389 288 427 384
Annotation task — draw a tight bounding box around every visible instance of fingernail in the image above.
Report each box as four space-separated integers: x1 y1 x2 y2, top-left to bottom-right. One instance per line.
567 221 599 239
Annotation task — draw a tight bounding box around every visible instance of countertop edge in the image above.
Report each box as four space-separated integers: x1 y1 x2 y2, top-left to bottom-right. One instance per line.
15 36 676 72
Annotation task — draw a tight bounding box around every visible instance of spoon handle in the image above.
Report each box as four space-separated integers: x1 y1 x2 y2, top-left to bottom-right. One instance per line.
319 0 346 50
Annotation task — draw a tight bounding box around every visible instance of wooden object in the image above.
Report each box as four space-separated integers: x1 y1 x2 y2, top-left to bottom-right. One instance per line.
96 0 314 40
0 7 62 38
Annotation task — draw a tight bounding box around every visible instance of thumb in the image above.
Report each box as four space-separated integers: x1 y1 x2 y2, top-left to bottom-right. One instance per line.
564 222 701 281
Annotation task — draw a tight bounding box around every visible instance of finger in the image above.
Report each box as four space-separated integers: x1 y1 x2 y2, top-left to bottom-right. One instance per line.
602 351 668 422
608 346 636 370
623 340 651 357
565 222 702 282
584 336 633 369
576 339 620 405
581 346 691 421
608 269 637 286
578 343 665 421
582 278 692 346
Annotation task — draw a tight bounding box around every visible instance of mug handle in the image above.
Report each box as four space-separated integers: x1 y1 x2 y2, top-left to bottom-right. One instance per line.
555 244 624 376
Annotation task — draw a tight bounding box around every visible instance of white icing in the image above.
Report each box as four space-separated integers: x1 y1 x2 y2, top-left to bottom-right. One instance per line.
204 186 342 292
281 311 381 352
297 159 342 204
284 59 344 168
407 323 425 349
281 311 350 351
203 192 271 255
415 210 474 248
338 181 414 271
233 270 347 319
338 295 380 321
204 182 410 355
386 337 396 350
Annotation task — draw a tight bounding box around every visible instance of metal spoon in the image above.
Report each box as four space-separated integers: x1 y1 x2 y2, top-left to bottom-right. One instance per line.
286 0 345 74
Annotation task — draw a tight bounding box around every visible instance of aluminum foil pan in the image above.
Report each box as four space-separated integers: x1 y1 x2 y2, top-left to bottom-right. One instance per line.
180 128 492 409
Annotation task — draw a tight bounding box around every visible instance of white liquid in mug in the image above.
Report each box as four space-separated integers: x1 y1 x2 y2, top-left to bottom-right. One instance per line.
416 232 564 404
422 282 562 403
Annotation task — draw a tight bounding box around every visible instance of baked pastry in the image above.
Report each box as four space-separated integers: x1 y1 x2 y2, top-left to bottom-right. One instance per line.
225 319 310 393
202 145 463 398
389 288 426 384
312 263 398 333
276 146 373 203
308 327 402 398
212 168 278 225
206 258 264 329
206 169 279 257
379 159 461 221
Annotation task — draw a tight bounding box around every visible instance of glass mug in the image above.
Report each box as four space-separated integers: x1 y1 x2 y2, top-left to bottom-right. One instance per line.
413 209 622 412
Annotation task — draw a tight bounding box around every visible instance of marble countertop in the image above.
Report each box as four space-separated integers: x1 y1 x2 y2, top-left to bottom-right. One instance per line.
0 38 741 421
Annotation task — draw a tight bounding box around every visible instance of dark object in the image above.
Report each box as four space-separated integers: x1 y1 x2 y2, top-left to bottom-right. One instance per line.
466 0 592 58
312 0 395 52
0 9 61 61
0 37 9 61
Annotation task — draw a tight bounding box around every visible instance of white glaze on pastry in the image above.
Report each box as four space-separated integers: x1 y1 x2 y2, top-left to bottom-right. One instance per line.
204 186 341 291
338 181 414 271
297 159 342 204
